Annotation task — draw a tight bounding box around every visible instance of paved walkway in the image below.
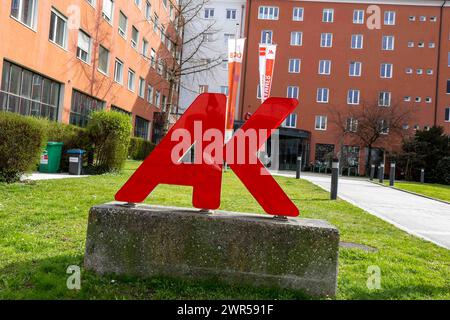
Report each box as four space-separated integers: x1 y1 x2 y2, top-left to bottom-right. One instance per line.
21 172 89 181
272 171 450 250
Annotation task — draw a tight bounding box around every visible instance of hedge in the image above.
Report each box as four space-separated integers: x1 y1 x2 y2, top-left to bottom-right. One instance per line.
86 111 132 173
0 112 45 183
128 137 156 160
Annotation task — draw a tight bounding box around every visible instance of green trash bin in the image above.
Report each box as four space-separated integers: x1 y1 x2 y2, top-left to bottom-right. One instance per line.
39 142 64 173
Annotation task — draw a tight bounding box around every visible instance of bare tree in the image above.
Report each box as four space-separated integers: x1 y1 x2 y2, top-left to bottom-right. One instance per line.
328 100 414 175
150 0 226 142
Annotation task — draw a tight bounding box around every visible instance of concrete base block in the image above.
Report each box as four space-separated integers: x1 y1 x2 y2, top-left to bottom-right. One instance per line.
84 203 340 297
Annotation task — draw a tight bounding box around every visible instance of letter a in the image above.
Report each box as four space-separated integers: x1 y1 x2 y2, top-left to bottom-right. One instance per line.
115 94 226 209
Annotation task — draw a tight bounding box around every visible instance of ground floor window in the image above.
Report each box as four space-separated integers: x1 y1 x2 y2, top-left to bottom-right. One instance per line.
111 105 131 116
69 89 105 127
342 145 360 168
0 60 61 120
315 143 335 166
134 116 150 140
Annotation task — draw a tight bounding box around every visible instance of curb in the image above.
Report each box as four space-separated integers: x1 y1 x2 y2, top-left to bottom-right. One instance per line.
367 180 450 206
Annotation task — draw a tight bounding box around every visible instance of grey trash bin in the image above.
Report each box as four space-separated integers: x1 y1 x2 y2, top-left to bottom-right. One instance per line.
66 149 86 175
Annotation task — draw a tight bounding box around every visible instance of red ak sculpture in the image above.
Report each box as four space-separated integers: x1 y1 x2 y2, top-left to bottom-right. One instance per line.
115 93 299 217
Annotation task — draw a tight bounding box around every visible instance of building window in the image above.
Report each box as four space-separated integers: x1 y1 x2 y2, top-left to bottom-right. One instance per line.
204 8 214 19
346 118 358 132
427 69 434 75
384 11 396 25
77 30 91 63
287 86 299 99
138 77 145 98
118 11 127 38
321 33 333 47
379 119 389 134
142 38 149 57
220 86 229 95
322 9 334 23
349 61 362 77
226 9 236 20
351 34 363 49
199 85 208 93
147 84 153 103
425 97 432 103
111 105 131 117
131 26 139 49
347 89 360 105
406 68 413 74
315 115 327 130
353 9 364 24
415 97 422 102
417 69 423 75
134 116 150 140
102 0 114 23
155 90 161 107
380 63 393 78
98 45 110 74
10 0 38 29
128 69 135 91
318 60 331 75
114 59 123 84
288 59 301 73
150 49 156 67
258 6 279 20
70 89 104 127
317 88 329 103
408 41 415 48
378 91 391 107
261 30 273 44
145 1 151 20
224 33 235 45
290 32 302 46
419 15 426 22
404 96 411 102
203 33 213 42
0 61 61 121
429 42 436 49
283 113 297 128
382 35 395 50
445 107 450 121
409 16 416 21
153 13 159 33
292 7 304 21
49 9 68 49
257 85 261 99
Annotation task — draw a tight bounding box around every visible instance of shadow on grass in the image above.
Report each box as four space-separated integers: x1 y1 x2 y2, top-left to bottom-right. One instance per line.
0 255 312 300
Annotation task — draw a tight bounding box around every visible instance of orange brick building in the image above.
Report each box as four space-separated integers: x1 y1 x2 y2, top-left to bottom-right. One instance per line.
239 0 450 172
0 0 180 141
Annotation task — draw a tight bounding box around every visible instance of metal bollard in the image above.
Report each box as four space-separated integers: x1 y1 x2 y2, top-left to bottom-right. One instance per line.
331 160 339 200
296 156 302 179
379 164 385 184
420 168 425 183
389 162 395 186
370 164 375 181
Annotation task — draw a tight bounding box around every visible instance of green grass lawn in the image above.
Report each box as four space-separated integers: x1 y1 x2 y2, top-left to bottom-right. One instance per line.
390 182 450 203
0 160 449 300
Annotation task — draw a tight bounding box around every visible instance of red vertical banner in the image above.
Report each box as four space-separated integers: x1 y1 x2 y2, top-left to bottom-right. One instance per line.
226 38 246 142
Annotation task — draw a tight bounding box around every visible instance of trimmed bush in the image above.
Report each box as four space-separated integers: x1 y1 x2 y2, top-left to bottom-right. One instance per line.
86 111 132 173
0 112 45 183
128 137 156 160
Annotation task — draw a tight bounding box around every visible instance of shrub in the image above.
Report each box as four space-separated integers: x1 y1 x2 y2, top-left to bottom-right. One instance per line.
0 112 45 183
128 137 156 160
435 157 450 185
86 111 132 173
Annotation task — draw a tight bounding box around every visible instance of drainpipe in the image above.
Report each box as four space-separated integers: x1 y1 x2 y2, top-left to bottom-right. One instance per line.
239 0 252 121
434 1 446 126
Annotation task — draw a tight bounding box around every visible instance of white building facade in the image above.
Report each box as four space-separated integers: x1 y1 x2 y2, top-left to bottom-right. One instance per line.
179 0 246 112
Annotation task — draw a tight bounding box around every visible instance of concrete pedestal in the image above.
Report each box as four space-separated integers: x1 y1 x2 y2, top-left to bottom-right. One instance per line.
84 203 339 297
